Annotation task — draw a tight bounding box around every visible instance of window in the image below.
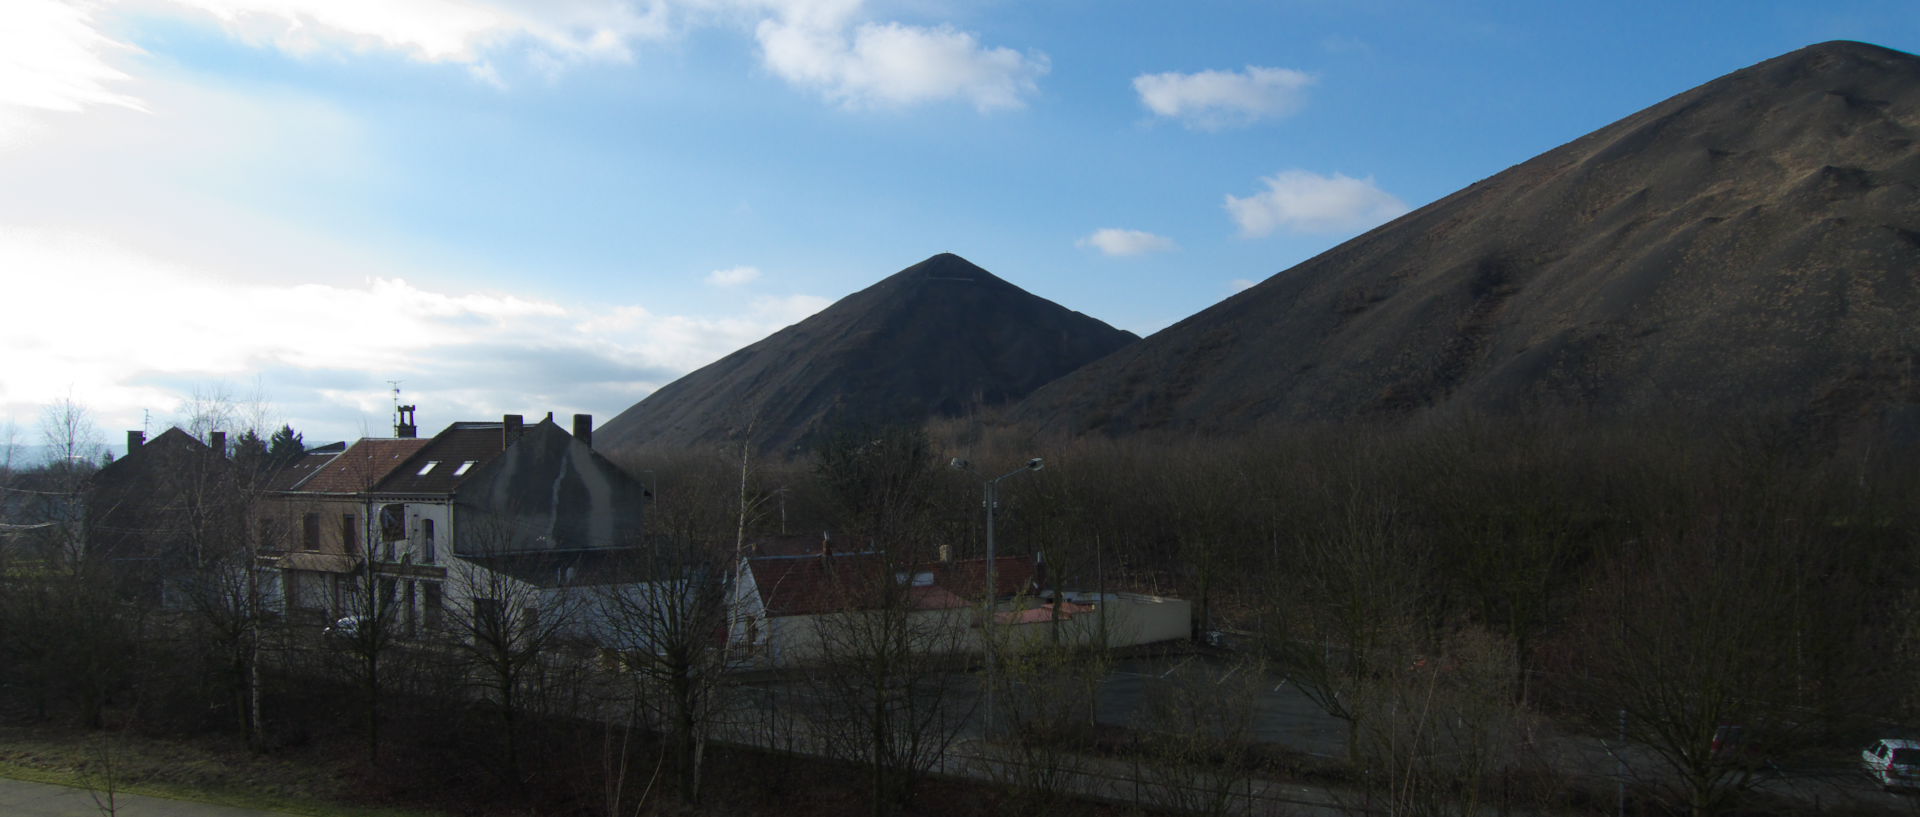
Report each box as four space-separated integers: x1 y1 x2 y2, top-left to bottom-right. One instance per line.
475 598 503 638
302 513 320 551
416 461 439 476
421 519 436 563
403 580 417 637
422 583 443 631
341 514 358 553
379 504 405 541
453 460 475 476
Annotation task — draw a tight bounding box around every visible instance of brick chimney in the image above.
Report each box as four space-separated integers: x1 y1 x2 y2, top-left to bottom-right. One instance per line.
572 413 592 448
503 414 524 449
127 430 144 456
209 430 226 457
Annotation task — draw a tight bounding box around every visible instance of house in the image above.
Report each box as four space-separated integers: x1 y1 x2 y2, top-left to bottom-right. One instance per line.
726 538 1037 666
255 412 648 638
255 437 423 620
726 536 1194 666
361 413 645 635
449 547 666 644
83 428 244 603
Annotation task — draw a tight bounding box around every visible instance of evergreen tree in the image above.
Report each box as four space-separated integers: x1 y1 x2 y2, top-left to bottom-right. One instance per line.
232 429 269 469
267 424 304 464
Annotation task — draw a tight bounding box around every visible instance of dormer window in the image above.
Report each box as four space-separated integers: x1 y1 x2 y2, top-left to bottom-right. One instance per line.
453 460 475 476
417 460 439 476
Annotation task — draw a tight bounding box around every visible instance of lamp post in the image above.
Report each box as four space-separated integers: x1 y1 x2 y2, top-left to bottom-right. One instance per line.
951 455 1043 740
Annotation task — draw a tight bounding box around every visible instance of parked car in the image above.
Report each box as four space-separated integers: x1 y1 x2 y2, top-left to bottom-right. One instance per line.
1862 738 1920 791
325 615 371 640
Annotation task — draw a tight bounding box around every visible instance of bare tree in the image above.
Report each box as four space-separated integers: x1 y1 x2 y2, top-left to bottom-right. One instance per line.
173 381 274 453
805 551 978 817
1260 487 1432 764
592 537 730 804
333 550 405 763
171 445 274 749
445 524 585 783
1562 519 1874 817
1129 656 1268 817
978 626 1112 813
1348 627 1540 817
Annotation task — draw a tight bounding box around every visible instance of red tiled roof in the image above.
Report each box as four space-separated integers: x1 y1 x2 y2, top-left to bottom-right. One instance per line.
929 555 1035 600
747 534 838 558
746 553 1034 617
997 600 1096 625
295 438 431 494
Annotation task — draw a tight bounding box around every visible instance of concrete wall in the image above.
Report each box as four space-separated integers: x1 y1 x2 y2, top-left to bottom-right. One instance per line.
996 593 1192 652
749 606 978 667
1100 593 1193 647
743 593 1193 667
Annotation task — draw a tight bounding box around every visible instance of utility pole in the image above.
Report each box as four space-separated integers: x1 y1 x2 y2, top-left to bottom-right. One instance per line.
951 456 1043 740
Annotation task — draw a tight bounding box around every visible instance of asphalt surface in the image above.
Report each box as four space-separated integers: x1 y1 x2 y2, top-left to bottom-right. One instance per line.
0 777 305 817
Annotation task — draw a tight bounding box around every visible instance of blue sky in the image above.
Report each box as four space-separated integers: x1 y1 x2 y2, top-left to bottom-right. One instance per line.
2 0 1917 453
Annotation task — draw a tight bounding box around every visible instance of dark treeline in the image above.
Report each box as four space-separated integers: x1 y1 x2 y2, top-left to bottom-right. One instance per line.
613 410 1920 816
4 406 1919 817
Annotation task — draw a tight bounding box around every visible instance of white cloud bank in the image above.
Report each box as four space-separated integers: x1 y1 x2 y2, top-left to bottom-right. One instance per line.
0 226 829 443
1133 65 1312 130
1077 227 1174 257
0 0 1045 111
0 0 146 147
148 0 670 65
1225 169 1409 236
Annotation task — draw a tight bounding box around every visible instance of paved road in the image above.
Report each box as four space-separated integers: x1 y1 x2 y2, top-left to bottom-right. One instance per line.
0 777 305 817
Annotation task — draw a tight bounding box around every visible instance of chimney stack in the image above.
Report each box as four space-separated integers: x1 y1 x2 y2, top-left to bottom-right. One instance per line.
396 405 417 438
210 430 227 457
573 414 593 448
503 414 524 449
127 430 144 456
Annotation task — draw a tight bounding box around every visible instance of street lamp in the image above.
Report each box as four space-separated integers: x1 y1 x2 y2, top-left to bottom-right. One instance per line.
950 455 1043 739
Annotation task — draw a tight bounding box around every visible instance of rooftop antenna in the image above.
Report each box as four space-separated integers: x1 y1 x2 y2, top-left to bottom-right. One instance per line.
388 381 418 439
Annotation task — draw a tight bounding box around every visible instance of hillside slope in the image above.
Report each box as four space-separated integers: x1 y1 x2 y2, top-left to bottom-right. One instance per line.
599 253 1137 456
1014 41 1920 438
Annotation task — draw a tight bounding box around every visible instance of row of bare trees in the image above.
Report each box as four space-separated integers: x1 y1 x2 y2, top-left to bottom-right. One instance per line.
6 393 1919 816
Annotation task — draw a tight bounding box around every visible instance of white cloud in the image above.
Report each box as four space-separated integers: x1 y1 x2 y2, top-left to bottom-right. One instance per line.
0 0 147 148
755 14 1047 110
1225 169 1409 236
705 265 761 286
0 226 830 445
1133 65 1312 130
144 0 670 67
1230 278 1256 292
38 0 1046 110
1077 228 1174 257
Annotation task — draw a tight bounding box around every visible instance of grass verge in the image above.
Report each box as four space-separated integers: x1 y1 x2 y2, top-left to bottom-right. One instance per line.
0 726 440 817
